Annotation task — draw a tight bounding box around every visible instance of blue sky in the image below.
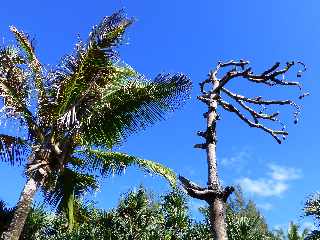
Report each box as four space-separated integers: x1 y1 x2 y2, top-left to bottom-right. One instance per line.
0 0 319 231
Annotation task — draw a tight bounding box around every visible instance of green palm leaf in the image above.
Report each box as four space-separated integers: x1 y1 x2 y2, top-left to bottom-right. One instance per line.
51 11 133 124
9 26 49 124
0 45 43 141
0 134 28 165
43 168 98 230
48 10 190 150
0 46 29 115
80 73 191 147
77 149 177 187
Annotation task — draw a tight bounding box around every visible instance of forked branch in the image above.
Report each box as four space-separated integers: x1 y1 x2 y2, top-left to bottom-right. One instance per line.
198 60 307 144
179 176 234 203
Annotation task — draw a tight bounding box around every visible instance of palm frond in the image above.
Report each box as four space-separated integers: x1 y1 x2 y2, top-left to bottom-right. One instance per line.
88 10 133 51
9 27 39 69
50 11 133 127
0 46 43 141
0 134 29 165
0 46 29 115
10 26 50 128
9 27 43 95
78 149 177 187
80 73 191 148
43 167 98 230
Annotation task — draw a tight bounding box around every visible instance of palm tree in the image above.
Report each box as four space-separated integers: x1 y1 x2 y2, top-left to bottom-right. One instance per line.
286 222 309 240
0 11 191 240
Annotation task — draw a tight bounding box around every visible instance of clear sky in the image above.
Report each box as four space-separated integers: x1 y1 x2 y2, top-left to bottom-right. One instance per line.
0 0 319 231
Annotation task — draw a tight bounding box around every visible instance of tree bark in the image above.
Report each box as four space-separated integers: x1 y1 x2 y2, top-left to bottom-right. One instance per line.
206 87 228 240
209 196 228 240
179 72 235 239
1 177 38 240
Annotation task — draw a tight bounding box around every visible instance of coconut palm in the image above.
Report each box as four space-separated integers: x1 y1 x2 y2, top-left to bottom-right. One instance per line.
0 11 191 240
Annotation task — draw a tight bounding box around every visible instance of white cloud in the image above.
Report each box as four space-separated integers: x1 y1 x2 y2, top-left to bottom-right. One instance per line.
238 178 288 197
268 164 302 181
237 164 302 197
221 149 251 167
301 221 315 231
257 202 273 211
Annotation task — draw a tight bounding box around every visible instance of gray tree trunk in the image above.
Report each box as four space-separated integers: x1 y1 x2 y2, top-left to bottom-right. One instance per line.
1 177 38 240
206 84 228 240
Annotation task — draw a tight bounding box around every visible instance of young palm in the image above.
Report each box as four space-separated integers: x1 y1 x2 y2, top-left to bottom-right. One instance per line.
284 222 309 240
0 11 191 240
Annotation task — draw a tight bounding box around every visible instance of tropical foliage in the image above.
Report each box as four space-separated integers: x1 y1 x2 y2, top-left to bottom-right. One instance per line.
226 189 275 240
0 10 191 238
272 222 309 240
1 186 299 240
0 189 200 240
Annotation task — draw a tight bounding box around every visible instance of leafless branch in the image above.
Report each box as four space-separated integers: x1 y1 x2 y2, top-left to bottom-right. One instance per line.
221 87 293 106
236 99 279 123
199 60 250 94
201 60 306 93
197 60 307 143
179 175 235 203
218 99 287 144
179 176 206 191
194 143 207 149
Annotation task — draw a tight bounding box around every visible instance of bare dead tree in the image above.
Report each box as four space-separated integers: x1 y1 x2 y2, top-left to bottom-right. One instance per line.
179 60 307 240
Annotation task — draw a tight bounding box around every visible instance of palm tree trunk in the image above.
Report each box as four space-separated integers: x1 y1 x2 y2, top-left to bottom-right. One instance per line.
1 177 38 240
206 97 228 240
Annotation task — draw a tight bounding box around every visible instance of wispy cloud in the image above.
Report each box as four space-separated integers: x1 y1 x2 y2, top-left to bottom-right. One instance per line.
238 178 288 197
268 164 302 181
301 221 315 231
221 148 251 168
237 164 302 197
257 202 273 211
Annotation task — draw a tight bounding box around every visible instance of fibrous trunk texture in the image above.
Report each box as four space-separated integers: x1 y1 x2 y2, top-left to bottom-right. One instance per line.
1 177 38 240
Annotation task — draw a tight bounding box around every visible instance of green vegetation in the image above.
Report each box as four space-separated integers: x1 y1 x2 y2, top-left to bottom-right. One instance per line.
1 186 304 240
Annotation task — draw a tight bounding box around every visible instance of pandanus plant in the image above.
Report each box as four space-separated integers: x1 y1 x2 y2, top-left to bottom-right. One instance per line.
0 11 191 240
